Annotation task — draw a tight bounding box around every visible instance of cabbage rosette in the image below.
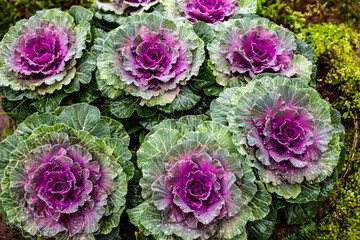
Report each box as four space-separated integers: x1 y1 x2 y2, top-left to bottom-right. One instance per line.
0 7 95 96
208 16 316 86
97 13 208 117
93 0 159 18
160 0 257 23
128 115 272 239
0 104 133 239
210 75 345 205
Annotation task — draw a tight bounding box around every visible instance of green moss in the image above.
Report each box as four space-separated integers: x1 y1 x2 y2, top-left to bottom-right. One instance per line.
297 23 360 117
257 0 308 32
297 130 360 239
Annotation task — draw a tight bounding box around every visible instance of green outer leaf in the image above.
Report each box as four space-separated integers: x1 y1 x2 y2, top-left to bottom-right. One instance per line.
90 28 108 59
237 0 257 13
197 121 238 153
246 207 277 240
210 87 239 125
266 182 301 200
279 202 317 225
105 97 140 119
148 119 180 135
99 164 127 235
68 6 94 25
140 112 169 131
106 138 134 181
286 182 321 204
330 105 345 145
193 21 214 44
101 116 130 146
1 97 37 123
282 54 313 83
96 70 125 99
95 226 120 240
0 135 20 181
58 103 111 138
188 60 215 93
2 87 38 101
92 0 124 18
31 91 67 113
177 115 210 131
0 174 22 223
238 158 257 205
272 197 286 211
14 113 60 137
204 85 223 96
137 106 158 118
93 0 159 18
127 200 163 237
137 129 181 169
248 181 272 221
159 0 179 15
316 170 338 201
218 206 251 239
157 86 201 113
294 37 317 87
64 50 97 94
71 77 99 104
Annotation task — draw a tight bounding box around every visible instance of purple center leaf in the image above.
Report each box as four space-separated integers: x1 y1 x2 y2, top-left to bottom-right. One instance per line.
12 23 73 78
184 0 237 23
151 149 242 227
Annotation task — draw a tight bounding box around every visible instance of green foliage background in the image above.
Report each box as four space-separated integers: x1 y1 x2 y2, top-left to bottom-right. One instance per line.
0 0 93 39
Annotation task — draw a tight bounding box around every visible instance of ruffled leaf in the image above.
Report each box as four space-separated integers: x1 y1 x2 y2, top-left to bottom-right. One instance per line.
105 97 140 119
58 103 111 138
278 201 317 225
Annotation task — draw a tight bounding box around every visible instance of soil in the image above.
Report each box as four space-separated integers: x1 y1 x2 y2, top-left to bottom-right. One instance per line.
0 213 26 240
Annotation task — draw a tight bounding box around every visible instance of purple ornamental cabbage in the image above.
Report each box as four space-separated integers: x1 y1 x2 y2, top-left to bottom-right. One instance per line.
0 7 93 95
128 116 271 239
97 13 205 106
160 0 257 23
210 75 344 200
180 0 237 23
93 0 158 17
208 17 313 85
0 104 133 239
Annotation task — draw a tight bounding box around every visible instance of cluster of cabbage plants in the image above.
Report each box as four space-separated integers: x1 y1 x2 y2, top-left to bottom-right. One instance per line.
0 104 133 239
0 1 345 240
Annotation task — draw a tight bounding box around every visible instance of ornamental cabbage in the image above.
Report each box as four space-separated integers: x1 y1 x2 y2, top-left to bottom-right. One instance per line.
208 16 314 85
128 115 271 239
97 13 205 107
210 75 344 200
0 104 133 239
0 7 94 95
161 0 257 23
93 0 158 19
